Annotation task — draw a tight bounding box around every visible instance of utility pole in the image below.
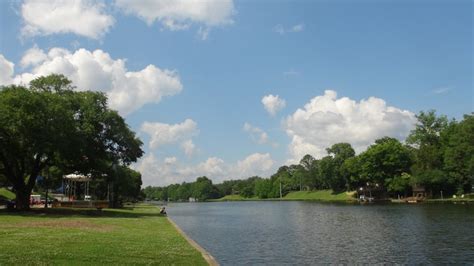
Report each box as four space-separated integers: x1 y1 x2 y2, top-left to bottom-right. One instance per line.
280 177 282 199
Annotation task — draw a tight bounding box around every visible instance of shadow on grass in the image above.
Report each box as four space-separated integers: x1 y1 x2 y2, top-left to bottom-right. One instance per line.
0 205 166 219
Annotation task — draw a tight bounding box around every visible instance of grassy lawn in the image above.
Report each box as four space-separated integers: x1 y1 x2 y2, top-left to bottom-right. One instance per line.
212 190 356 202
209 194 258 201
283 190 356 202
0 188 15 201
0 205 207 265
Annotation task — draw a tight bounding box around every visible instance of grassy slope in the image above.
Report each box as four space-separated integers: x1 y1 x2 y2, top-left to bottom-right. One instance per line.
284 190 356 201
210 194 258 201
0 205 207 265
0 188 15 200
213 190 356 202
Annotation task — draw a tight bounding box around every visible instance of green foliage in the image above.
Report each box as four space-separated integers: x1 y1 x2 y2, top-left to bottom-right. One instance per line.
357 137 411 187
191 176 214 201
254 178 273 199
0 74 143 209
442 114 474 193
386 173 411 195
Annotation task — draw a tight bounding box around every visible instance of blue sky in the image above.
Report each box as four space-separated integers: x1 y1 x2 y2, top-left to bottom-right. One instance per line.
0 0 472 186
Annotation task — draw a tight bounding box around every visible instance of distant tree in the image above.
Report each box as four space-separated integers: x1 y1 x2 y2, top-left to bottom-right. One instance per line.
341 156 362 190
177 182 192 200
442 114 474 194
358 137 411 188
299 154 320 189
270 166 293 197
324 143 356 192
386 172 411 197
254 178 273 198
405 110 457 196
192 176 218 201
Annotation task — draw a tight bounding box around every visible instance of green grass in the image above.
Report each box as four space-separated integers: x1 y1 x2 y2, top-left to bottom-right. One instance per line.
210 194 258 201
0 187 15 200
0 204 207 265
212 190 357 202
283 190 356 202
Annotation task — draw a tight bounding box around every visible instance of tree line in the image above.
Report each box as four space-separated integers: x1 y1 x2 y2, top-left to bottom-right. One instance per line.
144 111 473 201
0 75 144 210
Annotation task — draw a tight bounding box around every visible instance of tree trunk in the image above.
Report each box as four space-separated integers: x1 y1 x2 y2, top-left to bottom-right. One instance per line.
44 188 48 209
15 188 31 210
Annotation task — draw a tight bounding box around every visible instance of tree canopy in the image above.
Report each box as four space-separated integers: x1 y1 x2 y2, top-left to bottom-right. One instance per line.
0 74 143 209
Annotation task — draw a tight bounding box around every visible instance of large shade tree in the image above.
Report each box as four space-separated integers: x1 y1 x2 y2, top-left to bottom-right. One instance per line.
0 74 143 210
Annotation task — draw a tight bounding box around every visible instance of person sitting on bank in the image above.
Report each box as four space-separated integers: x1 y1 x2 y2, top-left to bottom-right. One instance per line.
159 206 167 215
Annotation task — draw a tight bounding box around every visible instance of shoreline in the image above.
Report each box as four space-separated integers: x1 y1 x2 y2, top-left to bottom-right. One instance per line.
167 216 219 266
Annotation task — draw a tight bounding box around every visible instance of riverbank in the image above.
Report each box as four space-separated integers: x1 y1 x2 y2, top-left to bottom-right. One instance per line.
211 190 356 202
0 204 207 265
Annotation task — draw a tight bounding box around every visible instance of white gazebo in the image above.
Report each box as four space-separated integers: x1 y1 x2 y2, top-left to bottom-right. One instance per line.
63 173 92 201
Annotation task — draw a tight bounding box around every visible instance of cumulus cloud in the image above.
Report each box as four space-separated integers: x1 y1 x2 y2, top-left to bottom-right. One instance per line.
20 45 48 68
285 90 417 162
141 119 199 153
13 47 182 115
262 94 286 116
243 123 268 144
134 152 275 186
234 153 274 178
115 0 235 39
0 54 14 86
273 23 305 35
21 0 114 39
181 140 196 157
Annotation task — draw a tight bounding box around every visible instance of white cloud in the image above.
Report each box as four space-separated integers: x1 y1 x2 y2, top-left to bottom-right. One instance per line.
13 47 182 115
21 0 114 39
234 153 274 178
134 152 275 186
243 123 268 144
0 54 14 86
432 87 452 94
181 140 196 157
164 156 177 164
141 119 198 150
197 26 210 40
20 45 48 68
262 94 286 116
115 0 235 38
273 23 304 35
285 90 417 163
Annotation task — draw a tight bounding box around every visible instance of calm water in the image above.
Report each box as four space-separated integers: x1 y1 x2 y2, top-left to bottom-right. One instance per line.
167 201 474 265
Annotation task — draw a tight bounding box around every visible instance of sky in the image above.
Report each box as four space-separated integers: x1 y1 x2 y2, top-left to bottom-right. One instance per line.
0 0 472 187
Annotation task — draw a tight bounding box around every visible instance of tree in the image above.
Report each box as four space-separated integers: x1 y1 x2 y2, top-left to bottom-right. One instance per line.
191 176 218 201
112 166 143 205
254 178 273 199
407 110 448 172
405 110 456 196
0 74 143 210
299 154 320 190
323 143 356 192
442 114 474 194
358 137 411 188
386 172 411 197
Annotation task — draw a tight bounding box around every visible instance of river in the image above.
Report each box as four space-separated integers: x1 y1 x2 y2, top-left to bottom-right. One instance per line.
167 201 474 265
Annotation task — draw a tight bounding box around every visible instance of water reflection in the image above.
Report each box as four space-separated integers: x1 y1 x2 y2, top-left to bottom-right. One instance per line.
167 201 474 265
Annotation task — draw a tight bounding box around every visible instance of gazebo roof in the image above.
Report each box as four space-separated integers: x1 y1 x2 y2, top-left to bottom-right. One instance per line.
63 173 92 182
